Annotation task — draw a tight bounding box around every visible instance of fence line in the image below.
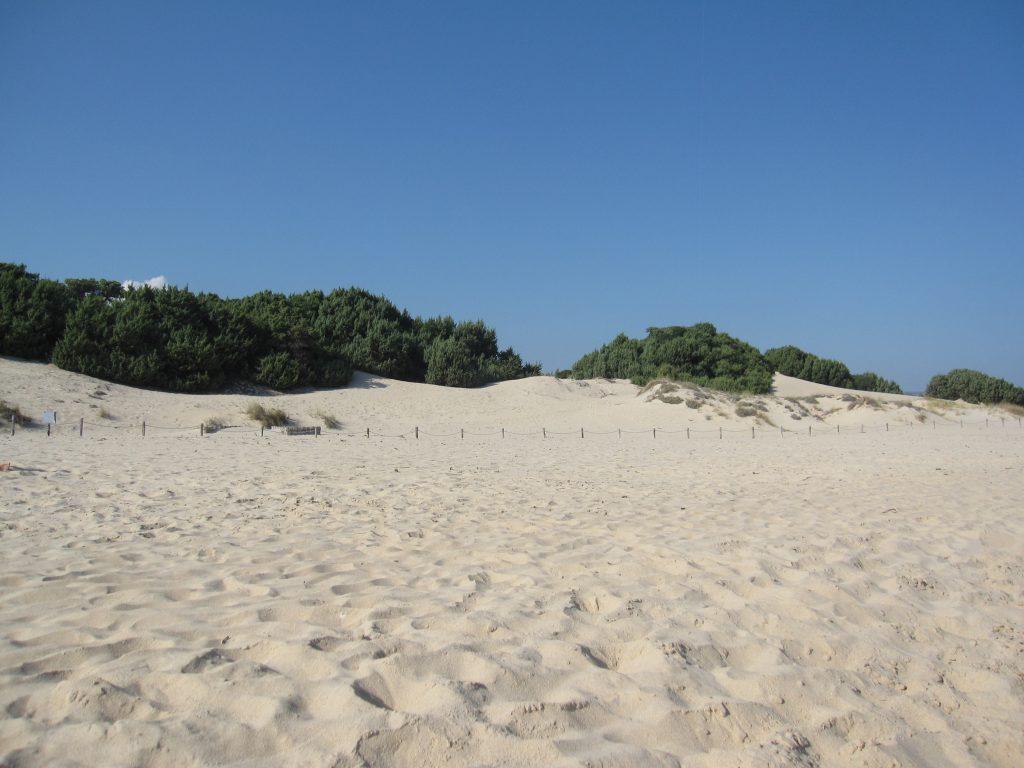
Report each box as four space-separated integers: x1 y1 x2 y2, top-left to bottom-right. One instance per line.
6 413 1022 441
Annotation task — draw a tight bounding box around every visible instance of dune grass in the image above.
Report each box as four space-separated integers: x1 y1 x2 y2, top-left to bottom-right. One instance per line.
245 403 289 428
0 400 31 426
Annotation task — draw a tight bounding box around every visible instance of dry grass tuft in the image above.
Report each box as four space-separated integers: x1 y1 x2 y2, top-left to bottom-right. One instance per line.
315 411 341 429
0 400 31 426
245 403 289 428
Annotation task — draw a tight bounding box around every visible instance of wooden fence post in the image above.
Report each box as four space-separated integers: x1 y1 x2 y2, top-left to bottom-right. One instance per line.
10 414 14 436
618 428 621 439
142 420 146 437
200 423 205 437
366 427 370 439
580 427 584 439
808 425 811 436
687 427 690 439
543 428 546 438
461 428 464 439
261 425 264 437
719 427 722 440
79 417 84 437
501 427 505 439
751 426 754 439
47 423 51 437
415 426 419 439
653 427 656 439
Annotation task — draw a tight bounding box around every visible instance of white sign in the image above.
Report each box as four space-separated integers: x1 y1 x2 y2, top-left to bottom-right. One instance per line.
42 410 57 425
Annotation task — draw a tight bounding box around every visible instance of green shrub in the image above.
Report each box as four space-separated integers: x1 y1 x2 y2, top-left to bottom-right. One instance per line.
0 263 73 361
571 323 772 394
254 352 301 391
766 345 902 394
2 262 534 394
926 369 1024 406
850 372 902 394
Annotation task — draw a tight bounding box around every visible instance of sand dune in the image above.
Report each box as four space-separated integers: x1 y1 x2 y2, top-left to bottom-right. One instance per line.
1 358 1022 767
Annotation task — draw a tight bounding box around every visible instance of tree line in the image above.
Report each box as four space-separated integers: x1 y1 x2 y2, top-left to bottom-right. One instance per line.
0 263 539 392
567 326 904 395
3 263 1019 404
763 345 903 394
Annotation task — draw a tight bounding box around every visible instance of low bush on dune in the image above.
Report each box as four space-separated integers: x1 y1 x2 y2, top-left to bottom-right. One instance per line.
765 345 902 394
245 403 289 428
570 323 773 394
925 369 1024 406
204 417 227 433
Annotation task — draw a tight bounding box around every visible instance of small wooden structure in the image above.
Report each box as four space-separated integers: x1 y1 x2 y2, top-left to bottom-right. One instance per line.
285 426 321 437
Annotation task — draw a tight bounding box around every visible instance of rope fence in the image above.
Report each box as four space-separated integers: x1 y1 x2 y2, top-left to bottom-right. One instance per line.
5 413 1022 442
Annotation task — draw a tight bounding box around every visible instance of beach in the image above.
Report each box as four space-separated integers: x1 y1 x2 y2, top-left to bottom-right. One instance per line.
1 360 1022 767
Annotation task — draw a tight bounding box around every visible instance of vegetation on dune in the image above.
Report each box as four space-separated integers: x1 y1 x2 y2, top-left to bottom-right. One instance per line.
9 262 1007 404
245 403 289 428
926 369 1024 406
0 399 31 426
571 329 906 396
570 323 774 393
0 262 539 393
765 345 903 394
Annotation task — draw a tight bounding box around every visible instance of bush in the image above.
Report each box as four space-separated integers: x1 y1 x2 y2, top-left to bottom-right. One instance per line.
254 351 301 391
0 263 73 360
850 372 903 395
204 417 227 433
765 345 902 394
926 369 1024 406
3 262 533 394
571 323 773 394
245 403 289 427
425 336 486 387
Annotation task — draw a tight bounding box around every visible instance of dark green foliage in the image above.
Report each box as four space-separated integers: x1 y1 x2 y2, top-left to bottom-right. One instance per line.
926 369 1024 406
1 262 536 393
423 321 540 387
571 324 773 393
254 351 302 390
0 263 73 360
850 372 902 395
765 345 902 394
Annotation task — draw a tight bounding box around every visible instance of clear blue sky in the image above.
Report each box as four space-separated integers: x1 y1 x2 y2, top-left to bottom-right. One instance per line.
1 1 1021 391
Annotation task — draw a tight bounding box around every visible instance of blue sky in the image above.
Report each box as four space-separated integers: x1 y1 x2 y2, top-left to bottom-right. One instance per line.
1 1 1021 391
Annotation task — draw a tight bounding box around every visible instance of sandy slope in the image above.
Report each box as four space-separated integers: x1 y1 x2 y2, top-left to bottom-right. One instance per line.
1 359 1023 767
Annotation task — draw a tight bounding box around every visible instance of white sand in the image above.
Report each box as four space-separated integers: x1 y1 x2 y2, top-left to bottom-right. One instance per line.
1 358 1022 767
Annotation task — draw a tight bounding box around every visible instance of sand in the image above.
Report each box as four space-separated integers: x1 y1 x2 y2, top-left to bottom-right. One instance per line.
1 358 1022 767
